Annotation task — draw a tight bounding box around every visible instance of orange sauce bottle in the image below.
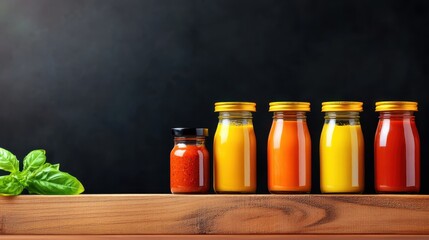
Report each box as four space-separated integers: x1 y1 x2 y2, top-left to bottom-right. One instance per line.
267 102 311 193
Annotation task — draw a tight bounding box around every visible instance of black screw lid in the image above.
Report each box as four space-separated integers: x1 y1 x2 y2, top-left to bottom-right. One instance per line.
171 128 209 137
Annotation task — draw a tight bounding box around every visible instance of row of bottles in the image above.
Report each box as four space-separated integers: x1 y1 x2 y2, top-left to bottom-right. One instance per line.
170 101 420 194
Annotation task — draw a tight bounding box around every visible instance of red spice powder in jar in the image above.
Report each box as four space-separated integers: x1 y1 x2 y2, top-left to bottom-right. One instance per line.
170 128 209 193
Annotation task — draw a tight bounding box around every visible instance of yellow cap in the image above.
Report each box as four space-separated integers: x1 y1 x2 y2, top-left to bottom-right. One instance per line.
269 102 310 112
375 101 418 112
321 101 363 112
214 102 256 112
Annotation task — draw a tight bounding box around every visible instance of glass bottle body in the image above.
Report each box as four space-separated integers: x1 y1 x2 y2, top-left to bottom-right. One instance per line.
320 111 365 193
213 111 257 193
374 111 420 193
268 111 311 193
170 136 209 194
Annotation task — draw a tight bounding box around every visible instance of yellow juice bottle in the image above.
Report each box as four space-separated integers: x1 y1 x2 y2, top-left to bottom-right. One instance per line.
213 102 257 193
320 101 365 193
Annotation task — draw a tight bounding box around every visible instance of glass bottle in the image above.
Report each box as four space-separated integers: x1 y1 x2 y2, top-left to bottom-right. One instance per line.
213 102 257 193
374 101 420 193
267 102 311 193
170 128 209 194
320 101 364 193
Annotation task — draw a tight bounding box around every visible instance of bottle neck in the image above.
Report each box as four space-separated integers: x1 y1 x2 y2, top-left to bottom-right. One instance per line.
174 136 206 146
324 111 360 120
379 111 415 120
273 111 307 120
218 111 253 125
218 111 253 119
324 111 360 125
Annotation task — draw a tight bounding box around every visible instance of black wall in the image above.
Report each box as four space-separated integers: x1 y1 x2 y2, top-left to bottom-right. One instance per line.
0 0 428 194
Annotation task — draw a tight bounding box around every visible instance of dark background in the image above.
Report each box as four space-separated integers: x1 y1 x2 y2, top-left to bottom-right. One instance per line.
0 0 428 194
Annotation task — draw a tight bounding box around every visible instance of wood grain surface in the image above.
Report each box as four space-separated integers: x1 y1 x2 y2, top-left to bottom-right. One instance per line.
1 194 429 235
1 235 429 240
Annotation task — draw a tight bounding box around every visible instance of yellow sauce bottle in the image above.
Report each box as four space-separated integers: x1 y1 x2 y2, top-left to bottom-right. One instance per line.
320 101 364 193
213 102 256 193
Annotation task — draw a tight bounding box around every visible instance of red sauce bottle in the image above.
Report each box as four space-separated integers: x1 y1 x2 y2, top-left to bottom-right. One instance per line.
374 101 420 193
170 128 209 193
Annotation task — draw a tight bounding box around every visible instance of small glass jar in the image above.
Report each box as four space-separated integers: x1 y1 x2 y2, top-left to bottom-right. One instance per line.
374 101 420 193
213 102 257 193
267 102 311 193
170 128 209 194
320 101 365 193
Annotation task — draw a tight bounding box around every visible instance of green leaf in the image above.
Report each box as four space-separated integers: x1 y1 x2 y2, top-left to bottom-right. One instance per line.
0 148 84 196
0 148 19 173
0 175 24 196
49 163 60 171
35 163 60 172
23 149 46 172
27 167 84 195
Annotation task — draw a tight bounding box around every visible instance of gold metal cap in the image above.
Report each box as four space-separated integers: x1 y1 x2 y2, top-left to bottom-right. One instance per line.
214 102 256 112
375 101 418 112
321 101 363 112
269 102 310 112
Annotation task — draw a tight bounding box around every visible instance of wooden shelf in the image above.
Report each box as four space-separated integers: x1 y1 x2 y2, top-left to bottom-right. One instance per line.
1 194 429 237
1 235 429 240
